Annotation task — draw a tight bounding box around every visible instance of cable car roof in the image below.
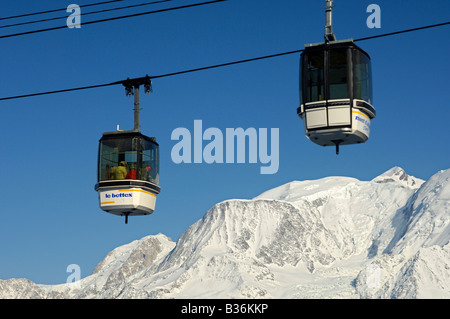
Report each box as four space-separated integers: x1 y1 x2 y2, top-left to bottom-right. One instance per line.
302 39 371 59
100 130 159 145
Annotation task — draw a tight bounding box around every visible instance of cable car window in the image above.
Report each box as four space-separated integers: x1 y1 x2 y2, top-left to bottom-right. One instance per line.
304 51 325 103
140 138 159 185
353 49 373 104
328 49 348 100
98 143 118 181
98 134 159 184
98 138 129 181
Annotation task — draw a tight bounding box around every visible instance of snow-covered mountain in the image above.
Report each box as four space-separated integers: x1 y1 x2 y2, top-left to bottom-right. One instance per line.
1 167 449 299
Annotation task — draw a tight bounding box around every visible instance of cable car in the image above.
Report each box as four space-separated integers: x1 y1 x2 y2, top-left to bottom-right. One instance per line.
95 76 160 223
297 0 376 154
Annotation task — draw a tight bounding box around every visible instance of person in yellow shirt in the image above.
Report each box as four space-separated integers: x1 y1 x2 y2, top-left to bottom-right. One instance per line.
110 161 127 179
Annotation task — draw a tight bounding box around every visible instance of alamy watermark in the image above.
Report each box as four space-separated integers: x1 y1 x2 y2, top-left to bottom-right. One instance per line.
171 120 279 174
66 263 81 287
67 4 81 28
366 4 381 29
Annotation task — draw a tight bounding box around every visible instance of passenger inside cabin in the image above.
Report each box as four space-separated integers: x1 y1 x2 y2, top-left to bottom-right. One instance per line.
110 161 127 179
126 164 138 179
142 165 151 181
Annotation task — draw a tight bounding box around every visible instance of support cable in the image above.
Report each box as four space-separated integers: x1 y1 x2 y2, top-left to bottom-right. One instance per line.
0 0 175 29
0 0 126 21
0 0 227 39
0 21 448 102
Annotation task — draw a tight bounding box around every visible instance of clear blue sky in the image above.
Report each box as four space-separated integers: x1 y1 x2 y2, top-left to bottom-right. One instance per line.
0 0 448 285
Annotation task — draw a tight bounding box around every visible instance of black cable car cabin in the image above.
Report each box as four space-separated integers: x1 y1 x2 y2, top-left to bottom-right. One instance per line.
95 130 160 221
297 40 376 154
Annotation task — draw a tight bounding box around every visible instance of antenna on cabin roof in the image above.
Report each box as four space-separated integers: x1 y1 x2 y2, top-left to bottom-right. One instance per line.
324 0 337 42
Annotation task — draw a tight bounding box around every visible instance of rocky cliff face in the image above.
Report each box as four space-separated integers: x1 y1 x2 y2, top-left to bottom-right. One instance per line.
1 167 449 299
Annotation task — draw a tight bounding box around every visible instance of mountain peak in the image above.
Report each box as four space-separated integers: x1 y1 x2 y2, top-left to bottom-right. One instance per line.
383 166 405 175
254 176 358 203
1 168 448 299
372 166 424 188
92 233 174 276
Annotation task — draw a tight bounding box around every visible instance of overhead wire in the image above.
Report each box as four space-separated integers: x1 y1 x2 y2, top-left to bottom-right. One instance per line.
0 0 227 39
354 21 450 42
0 50 304 101
0 21 448 102
0 0 175 30
152 49 304 79
0 0 126 21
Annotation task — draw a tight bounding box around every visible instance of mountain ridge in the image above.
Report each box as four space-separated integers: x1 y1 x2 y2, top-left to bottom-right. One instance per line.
1 167 449 299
